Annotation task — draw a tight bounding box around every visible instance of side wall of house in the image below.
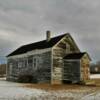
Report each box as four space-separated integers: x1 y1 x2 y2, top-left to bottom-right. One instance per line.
52 36 80 84
7 50 52 83
80 54 90 81
63 60 81 83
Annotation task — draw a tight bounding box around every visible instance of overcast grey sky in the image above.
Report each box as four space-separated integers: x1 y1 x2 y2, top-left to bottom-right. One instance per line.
0 0 100 62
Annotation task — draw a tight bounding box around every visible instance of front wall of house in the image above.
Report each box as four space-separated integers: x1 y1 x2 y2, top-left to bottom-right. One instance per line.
52 36 80 84
63 60 80 83
7 51 52 83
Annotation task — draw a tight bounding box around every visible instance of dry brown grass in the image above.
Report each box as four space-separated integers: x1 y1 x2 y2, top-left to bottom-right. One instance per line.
23 83 100 100
91 79 100 86
24 83 100 91
21 81 100 100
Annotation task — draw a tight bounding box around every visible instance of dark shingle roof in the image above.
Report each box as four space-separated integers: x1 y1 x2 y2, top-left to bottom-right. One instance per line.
63 52 87 59
7 34 67 57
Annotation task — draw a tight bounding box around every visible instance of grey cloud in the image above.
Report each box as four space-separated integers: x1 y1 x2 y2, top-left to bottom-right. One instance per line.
0 0 99 62
0 38 19 56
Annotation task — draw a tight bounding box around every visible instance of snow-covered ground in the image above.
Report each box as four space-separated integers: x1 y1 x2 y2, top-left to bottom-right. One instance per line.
0 78 48 100
0 78 100 100
81 92 100 100
90 74 100 79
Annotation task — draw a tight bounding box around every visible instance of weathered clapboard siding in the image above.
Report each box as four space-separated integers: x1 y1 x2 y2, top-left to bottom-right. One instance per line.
63 36 80 53
80 54 90 81
35 51 52 83
7 51 52 83
52 36 80 84
63 60 81 82
52 40 67 84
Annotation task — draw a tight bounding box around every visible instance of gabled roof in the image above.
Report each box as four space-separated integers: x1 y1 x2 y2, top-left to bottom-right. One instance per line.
7 33 68 57
64 52 91 60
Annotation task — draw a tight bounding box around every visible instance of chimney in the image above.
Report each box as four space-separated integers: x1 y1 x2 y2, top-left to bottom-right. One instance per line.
46 30 51 41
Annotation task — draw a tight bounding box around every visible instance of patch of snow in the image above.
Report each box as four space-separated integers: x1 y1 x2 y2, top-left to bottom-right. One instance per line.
81 92 100 100
0 79 49 100
90 74 100 79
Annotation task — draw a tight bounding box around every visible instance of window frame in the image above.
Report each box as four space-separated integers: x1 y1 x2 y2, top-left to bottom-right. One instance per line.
18 61 23 68
33 57 38 70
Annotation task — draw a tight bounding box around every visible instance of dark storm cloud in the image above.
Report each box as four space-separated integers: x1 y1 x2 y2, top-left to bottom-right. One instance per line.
0 0 100 62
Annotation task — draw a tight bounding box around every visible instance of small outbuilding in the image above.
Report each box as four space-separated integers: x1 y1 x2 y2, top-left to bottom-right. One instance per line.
63 52 91 83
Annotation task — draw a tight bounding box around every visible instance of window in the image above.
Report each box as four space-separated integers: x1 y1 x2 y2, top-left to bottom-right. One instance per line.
18 62 23 68
23 59 27 68
66 43 70 53
33 58 36 67
28 56 33 67
9 63 13 75
33 57 37 70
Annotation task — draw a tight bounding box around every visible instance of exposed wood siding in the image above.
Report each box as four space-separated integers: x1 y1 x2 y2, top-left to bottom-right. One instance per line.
80 54 90 81
52 36 80 84
7 51 52 83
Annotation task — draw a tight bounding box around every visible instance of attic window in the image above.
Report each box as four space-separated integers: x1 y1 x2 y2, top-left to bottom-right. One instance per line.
66 43 70 53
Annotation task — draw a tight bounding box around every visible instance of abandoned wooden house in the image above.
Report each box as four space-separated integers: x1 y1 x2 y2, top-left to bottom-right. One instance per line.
6 31 91 84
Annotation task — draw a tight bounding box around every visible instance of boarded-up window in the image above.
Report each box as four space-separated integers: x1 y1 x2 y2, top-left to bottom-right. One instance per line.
33 58 37 70
23 58 27 68
9 63 13 75
28 56 33 67
18 62 23 68
33 58 36 67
